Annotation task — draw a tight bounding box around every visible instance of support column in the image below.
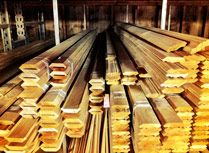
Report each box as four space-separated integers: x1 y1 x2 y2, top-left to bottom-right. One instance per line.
160 0 167 30
52 0 60 45
0 1 12 51
126 5 129 23
167 5 172 31
15 3 26 40
38 11 46 40
83 5 87 30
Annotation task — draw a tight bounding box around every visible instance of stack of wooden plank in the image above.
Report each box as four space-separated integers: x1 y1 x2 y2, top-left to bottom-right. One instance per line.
150 98 189 152
127 85 161 153
50 31 96 87
105 32 121 85
18 30 91 118
115 28 197 95
109 85 130 152
38 31 96 151
182 83 209 151
111 33 138 85
5 118 39 153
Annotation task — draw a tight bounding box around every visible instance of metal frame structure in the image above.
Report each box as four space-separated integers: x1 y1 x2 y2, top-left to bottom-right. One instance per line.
0 1 12 51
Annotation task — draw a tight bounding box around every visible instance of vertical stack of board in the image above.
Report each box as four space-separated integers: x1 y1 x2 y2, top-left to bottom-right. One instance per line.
198 52 209 88
111 33 138 85
5 118 39 153
109 85 130 152
127 85 161 153
182 83 209 151
166 95 194 151
150 98 189 152
105 32 121 85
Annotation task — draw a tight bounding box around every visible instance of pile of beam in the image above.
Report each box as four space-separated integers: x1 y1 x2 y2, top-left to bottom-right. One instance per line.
109 85 130 152
112 34 138 85
105 32 121 85
127 85 161 153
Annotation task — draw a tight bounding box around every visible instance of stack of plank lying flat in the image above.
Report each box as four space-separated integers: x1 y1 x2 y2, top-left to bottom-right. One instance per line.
182 83 209 151
150 98 189 153
105 32 121 85
111 33 138 85
109 85 130 152
127 85 161 153
5 118 39 153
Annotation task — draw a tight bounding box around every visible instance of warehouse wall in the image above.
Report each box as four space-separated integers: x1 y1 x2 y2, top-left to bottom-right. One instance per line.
1 3 209 52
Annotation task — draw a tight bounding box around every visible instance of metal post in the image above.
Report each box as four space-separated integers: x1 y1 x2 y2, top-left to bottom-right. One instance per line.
160 0 167 30
15 3 26 40
83 5 86 30
52 0 60 45
167 5 172 31
126 5 129 23
41 11 46 40
0 1 12 51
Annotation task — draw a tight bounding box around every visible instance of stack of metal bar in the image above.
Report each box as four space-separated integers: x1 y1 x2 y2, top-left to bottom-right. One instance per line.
109 85 130 152
105 32 121 85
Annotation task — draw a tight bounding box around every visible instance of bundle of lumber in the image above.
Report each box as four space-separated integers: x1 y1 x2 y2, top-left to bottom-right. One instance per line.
150 98 189 153
61 41 95 138
38 31 96 151
182 83 209 151
5 118 39 153
50 31 96 86
18 30 91 118
115 27 196 95
127 85 161 153
118 23 187 52
105 32 121 85
111 33 138 85
198 52 209 88
109 85 130 152
118 22 209 54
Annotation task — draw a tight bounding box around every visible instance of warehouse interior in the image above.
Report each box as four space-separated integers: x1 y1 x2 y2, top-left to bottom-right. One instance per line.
1 0 209 153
